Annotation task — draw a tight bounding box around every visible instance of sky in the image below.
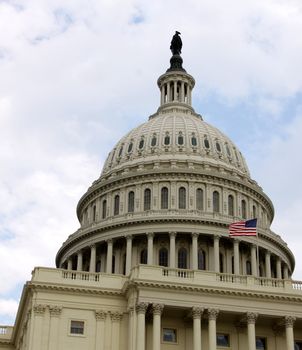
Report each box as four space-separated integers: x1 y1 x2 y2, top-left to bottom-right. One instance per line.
0 0 302 325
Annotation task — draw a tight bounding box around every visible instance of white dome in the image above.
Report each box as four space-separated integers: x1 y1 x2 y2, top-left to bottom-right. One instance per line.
101 108 250 177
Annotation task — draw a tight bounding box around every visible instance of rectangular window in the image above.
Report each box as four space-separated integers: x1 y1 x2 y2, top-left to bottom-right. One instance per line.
70 320 84 335
217 333 230 347
163 328 177 343
256 337 266 350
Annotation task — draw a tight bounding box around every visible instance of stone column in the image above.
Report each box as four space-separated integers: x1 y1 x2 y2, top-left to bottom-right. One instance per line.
213 235 220 273
152 304 164 350
169 232 176 268
192 307 203 350
276 258 282 279
95 310 106 350
128 307 135 350
67 258 72 270
77 250 83 271
106 239 113 274
233 239 240 275
174 81 177 101
208 309 219 350
31 304 46 350
147 233 154 265
89 245 96 273
167 82 171 103
251 245 257 277
265 251 271 278
126 235 132 275
283 265 289 279
181 82 185 102
192 233 199 270
161 86 164 105
111 312 123 350
247 312 258 350
48 306 62 350
136 303 148 350
285 316 295 350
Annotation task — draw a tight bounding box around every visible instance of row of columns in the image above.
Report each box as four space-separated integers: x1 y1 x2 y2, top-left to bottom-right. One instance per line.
134 303 296 350
160 81 192 106
66 233 289 279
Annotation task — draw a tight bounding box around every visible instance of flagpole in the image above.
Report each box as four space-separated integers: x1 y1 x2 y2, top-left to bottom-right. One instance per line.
256 232 260 277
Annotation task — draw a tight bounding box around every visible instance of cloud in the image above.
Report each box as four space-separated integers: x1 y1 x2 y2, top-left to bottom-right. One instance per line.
0 0 302 324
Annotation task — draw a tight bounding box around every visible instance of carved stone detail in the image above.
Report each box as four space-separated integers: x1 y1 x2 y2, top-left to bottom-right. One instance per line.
136 302 148 314
49 305 62 317
33 304 46 315
95 310 107 320
110 311 123 322
284 316 296 328
246 312 258 324
208 308 219 320
192 307 203 319
152 303 164 316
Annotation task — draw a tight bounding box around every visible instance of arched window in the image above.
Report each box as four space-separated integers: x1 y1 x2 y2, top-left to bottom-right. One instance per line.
196 188 204 210
191 136 197 146
161 187 169 209
128 191 135 213
139 139 144 150
225 143 231 157
114 195 120 216
228 195 234 216
242 199 247 219
159 248 168 267
179 187 186 209
144 188 151 211
178 248 187 269
198 250 206 270
253 205 257 219
246 260 252 275
219 253 224 273
204 138 210 149
216 141 221 152
164 134 170 145
118 146 123 157
128 142 133 153
178 133 184 145
102 200 107 219
140 249 147 264
213 191 220 213
151 135 157 147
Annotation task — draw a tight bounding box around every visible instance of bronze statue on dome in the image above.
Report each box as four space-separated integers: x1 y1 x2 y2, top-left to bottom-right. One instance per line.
170 31 182 55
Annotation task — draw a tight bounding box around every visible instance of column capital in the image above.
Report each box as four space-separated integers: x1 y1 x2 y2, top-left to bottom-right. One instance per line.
89 244 96 249
77 249 83 255
126 234 133 241
33 304 46 315
110 311 123 322
147 232 154 238
191 232 199 239
152 303 164 316
285 316 296 328
169 231 177 238
49 305 62 317
192 307 204 319
246 312 258 324
265 250 271 257
208 308 219 320
95 310 107 320
106 238 113 244
136 302 148 314
251 244 257 249
233 238 240 244
214 234 220 241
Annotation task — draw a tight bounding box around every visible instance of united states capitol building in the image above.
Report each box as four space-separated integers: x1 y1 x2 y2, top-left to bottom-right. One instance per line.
1 33 302 350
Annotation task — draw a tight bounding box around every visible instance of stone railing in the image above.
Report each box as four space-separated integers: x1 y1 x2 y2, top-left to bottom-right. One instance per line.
292 280 302 290
0 326 13 340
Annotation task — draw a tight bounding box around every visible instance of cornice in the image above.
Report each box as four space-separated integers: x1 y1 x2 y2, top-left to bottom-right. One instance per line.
127 280 302 303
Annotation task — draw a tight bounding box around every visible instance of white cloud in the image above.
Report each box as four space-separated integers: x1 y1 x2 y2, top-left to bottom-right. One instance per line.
0 0 302 324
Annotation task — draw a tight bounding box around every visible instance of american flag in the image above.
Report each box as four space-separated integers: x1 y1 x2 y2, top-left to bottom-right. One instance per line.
229 218 257 236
